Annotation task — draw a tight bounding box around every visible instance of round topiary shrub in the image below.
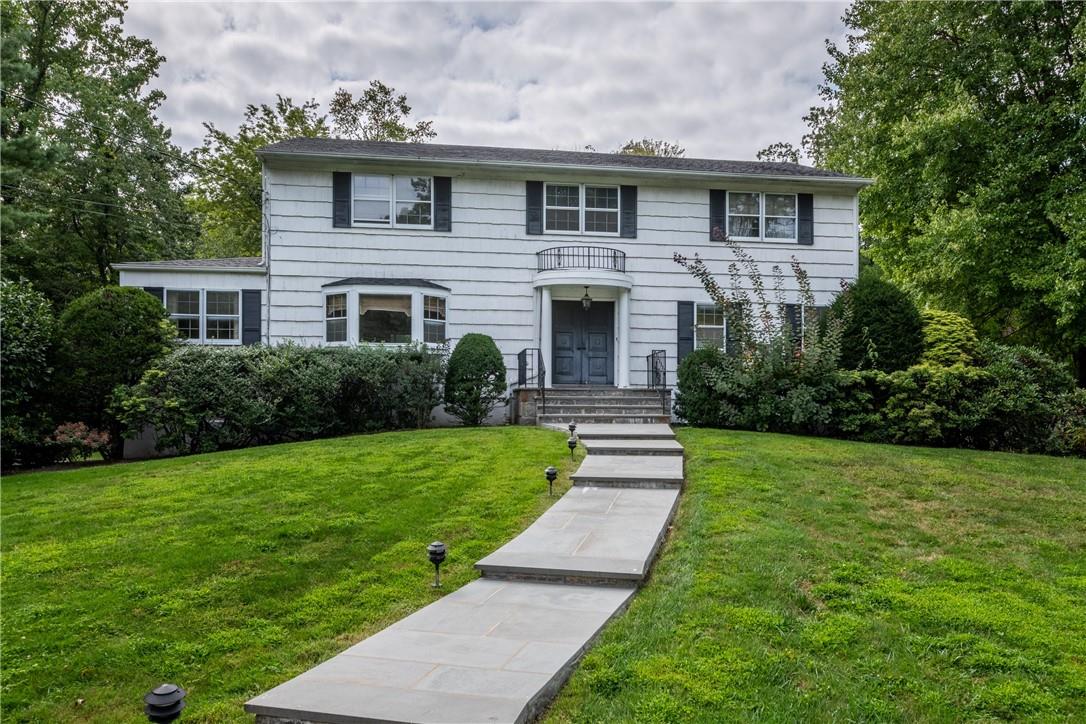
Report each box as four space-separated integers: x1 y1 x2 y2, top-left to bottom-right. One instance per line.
444 333 508 426
57 286 174 458
675 346 727 426
921 309 980 366
830 271 923 372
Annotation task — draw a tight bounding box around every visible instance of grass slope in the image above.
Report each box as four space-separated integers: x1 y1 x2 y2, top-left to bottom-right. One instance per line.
548 429 1086 722
2 427 573 722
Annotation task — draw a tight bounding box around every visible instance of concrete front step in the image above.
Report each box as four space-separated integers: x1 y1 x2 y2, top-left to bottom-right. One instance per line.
475 486 681 584
546 387 670 397
539 398 669 408
572 423 677 440
581 438 685 456
571 454 684 488
539 413 671 425
246 579 634 724
542 407 670 417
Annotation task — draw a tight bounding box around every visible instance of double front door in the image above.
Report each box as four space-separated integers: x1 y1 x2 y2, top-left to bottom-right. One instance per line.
552 300 614 385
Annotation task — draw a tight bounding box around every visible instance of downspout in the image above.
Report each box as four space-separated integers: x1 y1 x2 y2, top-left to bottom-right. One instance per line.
262 159 271 345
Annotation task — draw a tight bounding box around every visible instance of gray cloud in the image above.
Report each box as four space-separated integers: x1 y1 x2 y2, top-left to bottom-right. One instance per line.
126 1 847 161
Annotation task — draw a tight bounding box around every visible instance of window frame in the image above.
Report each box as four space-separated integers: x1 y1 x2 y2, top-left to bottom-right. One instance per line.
164 288 243 345
543 182 621 237
694 302 727 351
725 191 799 243
422 294 447 344
203 289 242 345
358 292 414 345
351 174 434 230
323 291 349 345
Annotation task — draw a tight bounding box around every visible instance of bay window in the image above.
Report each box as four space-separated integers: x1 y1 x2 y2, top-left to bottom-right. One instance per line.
359 294 412 343
423 295 446 343
325 293 347 343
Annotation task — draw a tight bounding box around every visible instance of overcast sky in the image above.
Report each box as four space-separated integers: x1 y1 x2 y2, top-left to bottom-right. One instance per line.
125 1 848 162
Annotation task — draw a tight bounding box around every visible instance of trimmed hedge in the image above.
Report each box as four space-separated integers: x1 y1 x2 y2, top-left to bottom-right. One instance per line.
117 344 445 455
921 309 979 366
444 333 507 426
831 271 923 372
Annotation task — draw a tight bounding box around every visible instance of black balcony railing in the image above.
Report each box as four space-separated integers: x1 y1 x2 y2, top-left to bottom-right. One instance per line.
537 246 626 273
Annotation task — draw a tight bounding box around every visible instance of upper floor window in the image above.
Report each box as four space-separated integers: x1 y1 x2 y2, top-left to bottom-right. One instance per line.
544 183 619 235
166 289 240 344
353 175 432 228
727 192 797 241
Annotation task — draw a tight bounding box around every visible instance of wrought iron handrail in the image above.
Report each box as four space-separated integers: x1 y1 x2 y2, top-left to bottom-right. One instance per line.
517 347 546 414
537 246 626 273
647 349 667 414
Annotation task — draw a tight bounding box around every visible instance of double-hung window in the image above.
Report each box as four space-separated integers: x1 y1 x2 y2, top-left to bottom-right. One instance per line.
726 192 798 241
352 175 432 228
167 290 201 341
423 295 446 343
544 183 619 235
694 304 726 350
325 293 347 343
166 289 240 344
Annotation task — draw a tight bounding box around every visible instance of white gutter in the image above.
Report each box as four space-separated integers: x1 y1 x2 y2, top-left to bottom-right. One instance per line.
111 263 267 274
255 150 874 188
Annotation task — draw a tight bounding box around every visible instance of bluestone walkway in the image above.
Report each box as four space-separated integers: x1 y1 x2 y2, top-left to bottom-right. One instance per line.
246 424 683 724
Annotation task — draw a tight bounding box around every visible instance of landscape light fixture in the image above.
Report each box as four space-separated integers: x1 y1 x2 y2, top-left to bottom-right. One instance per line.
143 683 185 723
568 420 577 435
427 541 447 588
567 435 577 460
544 465 558 496
581 286 592 310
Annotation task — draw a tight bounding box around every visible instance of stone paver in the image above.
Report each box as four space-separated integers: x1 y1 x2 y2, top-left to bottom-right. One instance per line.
245 579 633 724
571 454 684 487
572 423 675 440
581 437 684 456
475 486 680 583
248 423 683 724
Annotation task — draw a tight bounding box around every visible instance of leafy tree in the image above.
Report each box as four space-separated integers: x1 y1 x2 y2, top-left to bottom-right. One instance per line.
0 279 56 464
756 142 800 164
55 286 174 458
616 137 685 157
804 1 1086 380
328 81 435 142
189 95 328 258
0 0 198 305
444 333 507 426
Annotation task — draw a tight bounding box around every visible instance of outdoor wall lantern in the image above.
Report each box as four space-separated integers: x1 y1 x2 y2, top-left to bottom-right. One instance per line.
567 435 577 460
144 683 185 723
427 541 447 588
581 286 592 310
545 465 558 496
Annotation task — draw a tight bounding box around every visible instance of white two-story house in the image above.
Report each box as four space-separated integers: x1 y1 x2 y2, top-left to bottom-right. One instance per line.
116 139 868 417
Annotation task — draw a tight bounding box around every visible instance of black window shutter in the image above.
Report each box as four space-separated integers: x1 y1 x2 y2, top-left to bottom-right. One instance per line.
242 289 261 345
332 172 352 228
526 181 543 234
725 306 743 356
709 189 727 241
784 303 802 347
797 193 814 245
143 286 164 303
677 301 695 364
433 176 452 231
620 185 637 238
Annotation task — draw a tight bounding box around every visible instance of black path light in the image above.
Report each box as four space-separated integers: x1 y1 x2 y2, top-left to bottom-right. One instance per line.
567 435 577 460
544 465 558 496
427 541 446 588
568 420 577 436
144 683 185 722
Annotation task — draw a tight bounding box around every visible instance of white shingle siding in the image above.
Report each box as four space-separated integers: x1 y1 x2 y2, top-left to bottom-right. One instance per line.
263 164 860 386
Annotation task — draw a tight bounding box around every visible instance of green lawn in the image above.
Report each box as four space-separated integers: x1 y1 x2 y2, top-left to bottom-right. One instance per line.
547 429 1086 722
1 427 574 722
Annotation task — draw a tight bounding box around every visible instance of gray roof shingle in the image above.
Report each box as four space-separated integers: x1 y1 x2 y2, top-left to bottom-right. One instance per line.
258 139 862 181
113 257 265 270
